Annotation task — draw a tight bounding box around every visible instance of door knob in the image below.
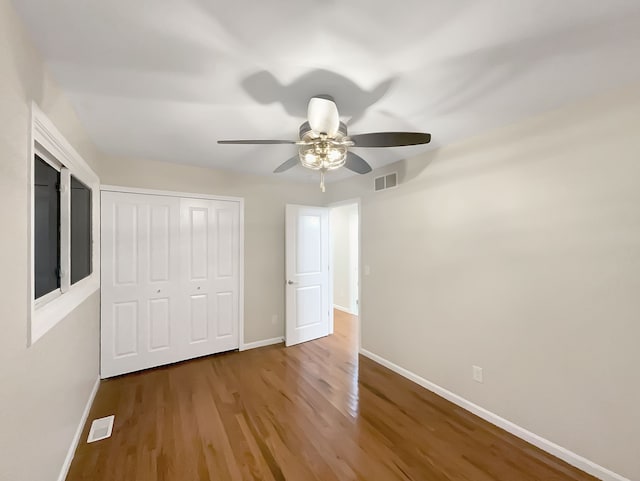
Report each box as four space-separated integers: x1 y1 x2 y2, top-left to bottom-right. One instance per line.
287 280 298 285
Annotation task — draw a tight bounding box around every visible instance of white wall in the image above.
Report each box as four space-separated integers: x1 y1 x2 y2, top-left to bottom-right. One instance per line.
331 203 358 314
327 84 640 481
0 1 102 480
98 155 324 343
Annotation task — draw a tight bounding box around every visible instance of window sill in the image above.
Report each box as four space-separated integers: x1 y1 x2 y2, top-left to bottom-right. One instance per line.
30 275 99 345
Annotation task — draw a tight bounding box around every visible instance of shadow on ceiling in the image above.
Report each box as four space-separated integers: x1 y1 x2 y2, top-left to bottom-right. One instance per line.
241 69 396 127
425 9 640 117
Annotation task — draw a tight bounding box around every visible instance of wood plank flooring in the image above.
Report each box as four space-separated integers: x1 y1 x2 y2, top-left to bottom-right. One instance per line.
67 310 597 481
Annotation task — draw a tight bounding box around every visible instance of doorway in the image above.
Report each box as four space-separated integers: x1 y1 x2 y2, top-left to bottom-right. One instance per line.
330 201 360 348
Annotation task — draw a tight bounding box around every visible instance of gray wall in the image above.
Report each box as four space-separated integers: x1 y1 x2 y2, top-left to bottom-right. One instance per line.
327 84 640 480
0 1 102 480
98 155 324 343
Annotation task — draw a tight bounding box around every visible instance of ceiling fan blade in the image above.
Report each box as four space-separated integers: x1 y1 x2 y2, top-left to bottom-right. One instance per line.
307 96 339 136
218 139 297 145
350 132 431 148
345 151 372 174
273 156 300 173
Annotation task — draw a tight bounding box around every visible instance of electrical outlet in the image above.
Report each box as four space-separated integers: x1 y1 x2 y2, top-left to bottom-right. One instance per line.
364 265 371 276
271 314 278 325
473 365 483 383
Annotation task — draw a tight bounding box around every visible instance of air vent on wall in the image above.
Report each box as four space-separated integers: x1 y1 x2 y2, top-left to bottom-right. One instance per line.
374 172 398 192
87 415 115 443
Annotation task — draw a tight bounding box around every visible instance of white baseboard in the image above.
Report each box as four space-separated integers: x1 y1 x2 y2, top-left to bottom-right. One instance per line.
359 349 629 481
333 304 357 315
240 337 284 351
58 376 101 481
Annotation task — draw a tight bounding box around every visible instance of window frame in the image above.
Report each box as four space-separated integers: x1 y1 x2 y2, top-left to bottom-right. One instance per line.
29 103 100 345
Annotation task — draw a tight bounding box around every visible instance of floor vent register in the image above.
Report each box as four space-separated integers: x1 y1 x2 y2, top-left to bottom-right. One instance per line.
87 415 115 443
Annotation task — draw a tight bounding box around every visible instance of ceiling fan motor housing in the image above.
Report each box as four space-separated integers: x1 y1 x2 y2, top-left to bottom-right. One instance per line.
299 121 348 141
307 96 340 136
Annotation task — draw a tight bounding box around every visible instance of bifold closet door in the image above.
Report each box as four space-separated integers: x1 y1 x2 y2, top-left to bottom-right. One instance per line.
101 192 240 378
179 198 240 359
101 192 182 377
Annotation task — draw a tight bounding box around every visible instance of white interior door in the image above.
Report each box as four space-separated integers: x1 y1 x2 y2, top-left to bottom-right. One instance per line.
285 204 330 346
101 191 240 378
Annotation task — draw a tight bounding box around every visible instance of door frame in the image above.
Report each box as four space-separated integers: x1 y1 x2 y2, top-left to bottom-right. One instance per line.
328 197 362 353
100 185 246 350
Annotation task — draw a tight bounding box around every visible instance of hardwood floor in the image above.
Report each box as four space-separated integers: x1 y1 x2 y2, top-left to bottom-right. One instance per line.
67 310 597 481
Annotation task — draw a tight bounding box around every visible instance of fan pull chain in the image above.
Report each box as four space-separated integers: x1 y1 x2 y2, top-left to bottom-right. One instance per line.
320 170 326 192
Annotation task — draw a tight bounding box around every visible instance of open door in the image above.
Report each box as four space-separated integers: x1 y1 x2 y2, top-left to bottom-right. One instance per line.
285 204 330 346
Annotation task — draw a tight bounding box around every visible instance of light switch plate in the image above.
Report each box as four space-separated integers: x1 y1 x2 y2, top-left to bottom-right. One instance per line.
473 365 483 383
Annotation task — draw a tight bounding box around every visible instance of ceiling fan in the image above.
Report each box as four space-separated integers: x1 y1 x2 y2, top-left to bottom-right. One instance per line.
218 95 431 191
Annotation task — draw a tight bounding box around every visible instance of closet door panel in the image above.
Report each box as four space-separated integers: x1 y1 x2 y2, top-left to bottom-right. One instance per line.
114 203 138 286
215 292 234 338
189 294 209 343
113 301 138 357
149 205 171 282
149 297 170 351
101 192 181 377
179 198 239 357
215 207 234 278
211 201 240 351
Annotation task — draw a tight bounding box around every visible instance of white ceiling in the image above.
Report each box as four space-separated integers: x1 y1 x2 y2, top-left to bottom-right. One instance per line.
13 0 640 183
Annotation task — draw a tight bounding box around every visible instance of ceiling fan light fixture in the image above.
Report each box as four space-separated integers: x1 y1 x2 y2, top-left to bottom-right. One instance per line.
299 143 347 171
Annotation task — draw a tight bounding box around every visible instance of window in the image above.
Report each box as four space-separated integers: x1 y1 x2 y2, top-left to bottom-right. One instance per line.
71 176 92 284
33 158 94 300
30 103 100 345
34 155 61 299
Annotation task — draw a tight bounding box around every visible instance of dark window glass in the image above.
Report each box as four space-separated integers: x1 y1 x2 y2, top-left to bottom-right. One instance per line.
34 155 60 298
71 176 92 284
